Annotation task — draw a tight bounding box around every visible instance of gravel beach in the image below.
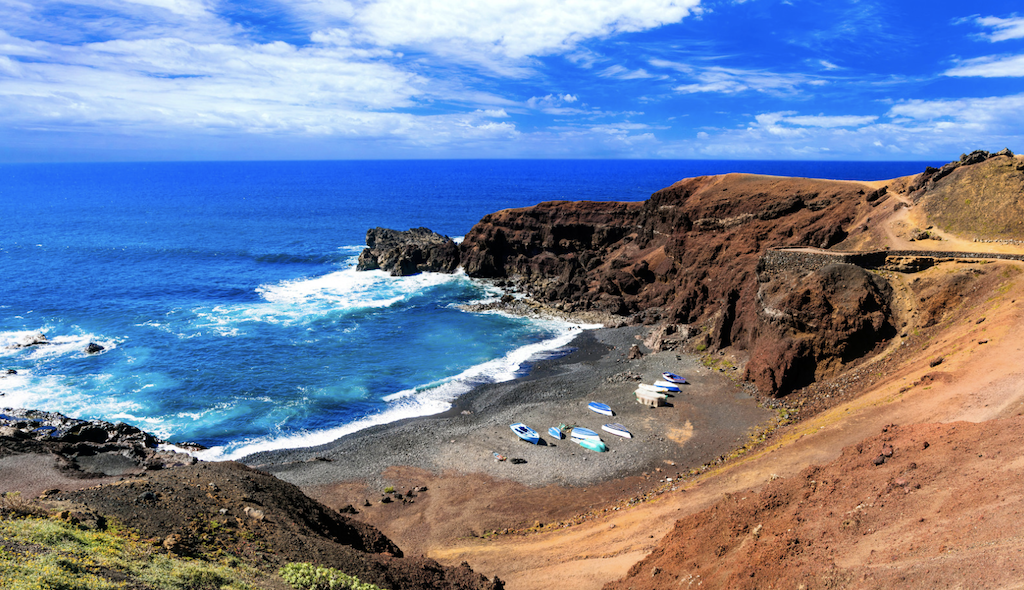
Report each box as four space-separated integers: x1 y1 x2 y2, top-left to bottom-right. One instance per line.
244 326 773 491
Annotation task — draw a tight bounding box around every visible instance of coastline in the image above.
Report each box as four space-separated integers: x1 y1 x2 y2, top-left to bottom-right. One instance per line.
242 325 773 491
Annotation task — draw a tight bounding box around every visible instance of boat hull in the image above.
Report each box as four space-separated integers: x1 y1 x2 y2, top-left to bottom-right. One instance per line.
602 423 632 438
652 380 680 392
510 423 540 444
588 401 613 416
548 426 564 439
576 438 607 452
570 427 600 441
662 372 687 384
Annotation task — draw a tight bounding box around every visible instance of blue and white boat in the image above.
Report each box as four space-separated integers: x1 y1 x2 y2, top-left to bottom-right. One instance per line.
510 423 540 444
662 372 687 384
588 401 613 416
548 426 565 439
569 427 601 442
602 423 632 439
652 379 681 392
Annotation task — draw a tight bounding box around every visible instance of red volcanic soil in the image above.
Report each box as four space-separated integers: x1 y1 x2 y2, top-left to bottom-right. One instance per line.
606 417 1024 590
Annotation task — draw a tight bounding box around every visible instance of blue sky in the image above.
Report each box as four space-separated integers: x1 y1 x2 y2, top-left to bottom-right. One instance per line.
1 0 1023 162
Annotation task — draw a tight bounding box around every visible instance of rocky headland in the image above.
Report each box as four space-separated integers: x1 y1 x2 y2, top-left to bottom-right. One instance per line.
4 149 1024 589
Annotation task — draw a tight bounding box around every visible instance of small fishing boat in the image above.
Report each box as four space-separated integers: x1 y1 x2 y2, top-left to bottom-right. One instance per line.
570 427 601 441
661 372 687 384
548 426 565 439
510 423 540 444
638 383 674 394
588 401 613 416
602 423 632 438
652 379 681 392
576 438 607 452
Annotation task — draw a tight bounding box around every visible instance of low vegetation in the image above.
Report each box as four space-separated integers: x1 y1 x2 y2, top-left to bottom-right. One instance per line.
279 562 387 590
0 494 269 590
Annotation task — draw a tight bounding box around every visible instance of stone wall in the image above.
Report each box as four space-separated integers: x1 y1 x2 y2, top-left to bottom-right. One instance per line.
759 248 1024 279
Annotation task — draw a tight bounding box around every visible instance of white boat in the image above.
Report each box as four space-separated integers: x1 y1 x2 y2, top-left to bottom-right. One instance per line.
588 401 613 416
510 423 540 444
548 426 564 439
638 383 674 394
602 423 632 438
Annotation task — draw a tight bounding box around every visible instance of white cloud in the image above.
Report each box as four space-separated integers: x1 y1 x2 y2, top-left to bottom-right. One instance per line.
945 54 1024 77
671 66 825 95
648 58 692 73
526 93 579 112
599 64 658 79
681 95 1024 160
353 0 702 59
974 15 1024 42
781 114 879 128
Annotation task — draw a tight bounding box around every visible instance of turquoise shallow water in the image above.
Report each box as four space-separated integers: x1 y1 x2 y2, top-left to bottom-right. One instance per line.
0 159 938 459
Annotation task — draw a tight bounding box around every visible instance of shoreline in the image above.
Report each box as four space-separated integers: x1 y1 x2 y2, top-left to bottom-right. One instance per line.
243 325 773 491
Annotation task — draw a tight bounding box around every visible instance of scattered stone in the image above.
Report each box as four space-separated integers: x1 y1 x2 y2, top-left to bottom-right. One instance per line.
930 357 944 367
84 342 105 354
162 534 182 553
873 455 886 466
509 458 527 465
137 491 157 503
881 444 894 458
627 344 643 359
976 318 986 325
243 506 265 520
979 339 989 345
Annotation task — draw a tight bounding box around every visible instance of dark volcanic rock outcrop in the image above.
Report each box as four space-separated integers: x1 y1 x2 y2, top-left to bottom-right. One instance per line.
745 263 896 395
0 408 198 475
459 174 876 393
357 227 460 276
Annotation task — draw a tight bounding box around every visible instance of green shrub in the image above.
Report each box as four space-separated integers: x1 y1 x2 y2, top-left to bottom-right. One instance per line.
279 562 387 590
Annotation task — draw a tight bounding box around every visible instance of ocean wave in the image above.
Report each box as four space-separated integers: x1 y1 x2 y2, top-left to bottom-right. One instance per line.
1 328 120 360
134 266 470 338
192 319 591 462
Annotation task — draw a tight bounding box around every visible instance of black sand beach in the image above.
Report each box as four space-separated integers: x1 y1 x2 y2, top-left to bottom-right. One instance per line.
244 326 773 491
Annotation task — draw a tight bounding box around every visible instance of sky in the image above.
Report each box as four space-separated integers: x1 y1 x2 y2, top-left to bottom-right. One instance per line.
1 0 1023 162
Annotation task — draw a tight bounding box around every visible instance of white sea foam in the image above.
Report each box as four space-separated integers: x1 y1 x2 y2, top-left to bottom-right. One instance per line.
193 318 595 462
145 266 470 339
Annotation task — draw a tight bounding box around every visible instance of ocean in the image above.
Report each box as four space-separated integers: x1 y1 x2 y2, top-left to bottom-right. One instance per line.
0 159 939 460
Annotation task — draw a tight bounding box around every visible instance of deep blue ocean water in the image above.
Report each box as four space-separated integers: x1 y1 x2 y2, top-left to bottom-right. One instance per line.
0 159 940 459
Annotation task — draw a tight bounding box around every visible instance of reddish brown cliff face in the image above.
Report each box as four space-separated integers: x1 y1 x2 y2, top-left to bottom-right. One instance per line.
460 173 886 395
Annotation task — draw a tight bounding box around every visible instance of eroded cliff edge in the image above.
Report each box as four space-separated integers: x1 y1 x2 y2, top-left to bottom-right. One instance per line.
458 173 888 397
